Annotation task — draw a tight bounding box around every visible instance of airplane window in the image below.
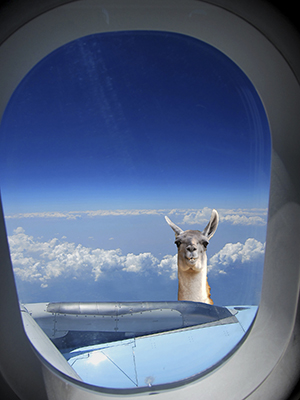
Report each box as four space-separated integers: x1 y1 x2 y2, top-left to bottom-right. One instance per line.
0 30 271 389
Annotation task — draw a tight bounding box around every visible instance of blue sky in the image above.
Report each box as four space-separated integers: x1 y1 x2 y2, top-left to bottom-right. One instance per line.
0 31 271 306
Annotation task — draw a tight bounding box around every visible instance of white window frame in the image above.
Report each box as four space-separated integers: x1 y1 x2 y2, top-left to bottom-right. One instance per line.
0 1 300 399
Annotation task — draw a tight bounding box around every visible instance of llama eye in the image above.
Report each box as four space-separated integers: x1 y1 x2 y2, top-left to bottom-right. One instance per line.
175 240 181 248
202 241 209 249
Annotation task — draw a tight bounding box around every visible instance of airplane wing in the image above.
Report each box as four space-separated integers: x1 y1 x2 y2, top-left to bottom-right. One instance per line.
21 301 257 389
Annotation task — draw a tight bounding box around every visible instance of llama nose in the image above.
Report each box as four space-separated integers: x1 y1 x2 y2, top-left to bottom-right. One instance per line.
187 245 196 252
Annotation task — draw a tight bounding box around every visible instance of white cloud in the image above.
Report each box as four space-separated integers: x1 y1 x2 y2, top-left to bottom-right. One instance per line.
157 255 178 280
181 208 267 226
8 228 266 290
84 209 164 218
5 209 166 220
8 228 176 287
5 207 268 226
208 238 265 274
219 208 267 226
5 211 81 220
181 207 213 225
122 252 158 273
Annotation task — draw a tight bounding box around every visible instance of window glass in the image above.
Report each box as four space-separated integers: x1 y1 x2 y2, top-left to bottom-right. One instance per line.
0 31 271 388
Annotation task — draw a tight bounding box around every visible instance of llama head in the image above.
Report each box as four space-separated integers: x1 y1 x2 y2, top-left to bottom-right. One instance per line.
165 209 219 272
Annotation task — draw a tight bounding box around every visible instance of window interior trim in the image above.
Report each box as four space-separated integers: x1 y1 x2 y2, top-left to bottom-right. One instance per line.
0 1 300 399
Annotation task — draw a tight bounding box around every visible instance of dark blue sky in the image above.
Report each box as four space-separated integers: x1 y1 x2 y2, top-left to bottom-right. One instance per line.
0 31 271 213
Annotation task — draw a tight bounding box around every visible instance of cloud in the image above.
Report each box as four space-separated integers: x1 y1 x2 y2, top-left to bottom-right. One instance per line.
8 227 177 287
181 207 213 225
5 211 81 220
5 209 166 220
9 227 265 288
208 238 265 274
5 207 268 226
181 208 267 226
157 255 178 280
9 228 266 305
84 209 164 218
219 208 267 226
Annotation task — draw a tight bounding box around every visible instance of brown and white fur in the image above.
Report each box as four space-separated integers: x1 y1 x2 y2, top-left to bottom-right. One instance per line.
165 209 219 304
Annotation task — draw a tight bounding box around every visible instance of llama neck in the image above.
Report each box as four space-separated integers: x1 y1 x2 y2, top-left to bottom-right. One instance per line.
178 263 211 303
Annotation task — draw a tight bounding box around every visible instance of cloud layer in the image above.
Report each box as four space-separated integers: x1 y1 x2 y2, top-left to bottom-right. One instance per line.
8 227 266 306
9 228 265 290
182 207 267 226
9 227 177 288
5 207 268 226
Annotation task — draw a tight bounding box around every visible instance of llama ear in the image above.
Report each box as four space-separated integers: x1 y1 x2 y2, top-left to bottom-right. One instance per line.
165 216 184 237
202 209 219 240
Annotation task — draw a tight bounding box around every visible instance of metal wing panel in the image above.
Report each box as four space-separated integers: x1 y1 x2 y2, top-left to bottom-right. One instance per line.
66 307 257 388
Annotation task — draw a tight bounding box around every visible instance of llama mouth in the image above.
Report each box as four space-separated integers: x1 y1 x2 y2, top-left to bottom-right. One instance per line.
187 257 198 264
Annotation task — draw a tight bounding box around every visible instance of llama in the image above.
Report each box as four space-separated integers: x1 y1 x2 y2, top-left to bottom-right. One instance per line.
165 209 219 304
